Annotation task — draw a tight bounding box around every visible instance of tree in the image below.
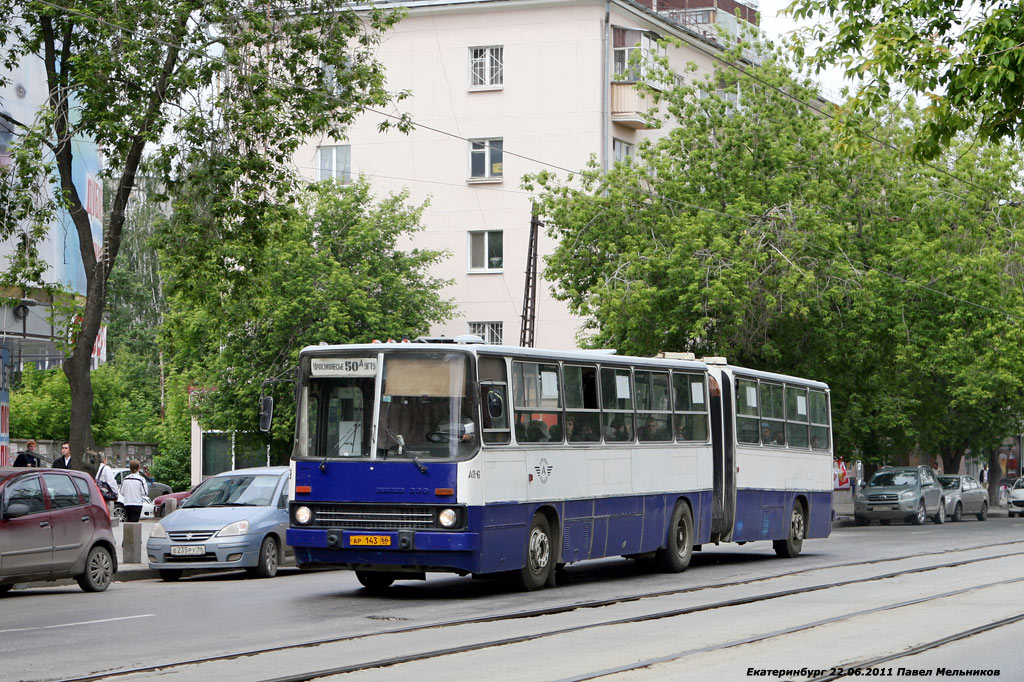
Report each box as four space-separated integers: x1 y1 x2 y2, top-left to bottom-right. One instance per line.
0 0 409 469
157 177 454 455
526 50 1024 473
786 0 1024 159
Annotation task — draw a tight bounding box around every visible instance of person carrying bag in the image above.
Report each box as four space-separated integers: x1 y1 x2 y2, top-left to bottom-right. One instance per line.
94 452 120 516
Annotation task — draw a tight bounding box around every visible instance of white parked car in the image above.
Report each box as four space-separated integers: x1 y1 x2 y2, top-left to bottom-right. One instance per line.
1008 479 1024 518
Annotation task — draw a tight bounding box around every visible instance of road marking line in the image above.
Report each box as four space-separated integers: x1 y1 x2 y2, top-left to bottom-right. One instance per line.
0 614 154 634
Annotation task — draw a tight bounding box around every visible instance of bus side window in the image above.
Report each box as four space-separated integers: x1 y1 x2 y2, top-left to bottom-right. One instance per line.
479 357 511 444
736 378 760 444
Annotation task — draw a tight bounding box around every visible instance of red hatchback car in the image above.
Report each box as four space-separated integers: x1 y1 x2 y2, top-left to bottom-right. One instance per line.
0 468 118 594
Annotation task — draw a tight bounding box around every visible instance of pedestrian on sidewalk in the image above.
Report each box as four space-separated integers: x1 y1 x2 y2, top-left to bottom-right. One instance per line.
121 460 148 522
13 439 41 467
94 452 120 517
52 441 72 468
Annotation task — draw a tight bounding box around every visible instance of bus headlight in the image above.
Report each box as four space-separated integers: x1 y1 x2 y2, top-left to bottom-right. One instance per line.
294 506 312 525
438 508 457 528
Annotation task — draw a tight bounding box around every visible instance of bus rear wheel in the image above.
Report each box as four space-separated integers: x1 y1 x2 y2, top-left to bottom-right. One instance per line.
656 501 693 572
515 513 553 591
774 502 806 558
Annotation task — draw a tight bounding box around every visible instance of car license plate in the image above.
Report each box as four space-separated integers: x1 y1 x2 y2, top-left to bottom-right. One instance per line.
349 535 391 547
170 545 205 556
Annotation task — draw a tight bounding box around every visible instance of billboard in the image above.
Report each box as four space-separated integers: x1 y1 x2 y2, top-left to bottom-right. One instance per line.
0 40 104 298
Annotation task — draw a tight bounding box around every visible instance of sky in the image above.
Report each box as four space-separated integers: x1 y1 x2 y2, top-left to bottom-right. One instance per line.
756 0 851 101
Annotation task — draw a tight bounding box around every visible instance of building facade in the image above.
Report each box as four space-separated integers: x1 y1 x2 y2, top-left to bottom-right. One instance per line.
294 0 757 349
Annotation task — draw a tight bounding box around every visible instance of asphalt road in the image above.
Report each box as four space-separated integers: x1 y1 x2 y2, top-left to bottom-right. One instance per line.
2 515 1022 682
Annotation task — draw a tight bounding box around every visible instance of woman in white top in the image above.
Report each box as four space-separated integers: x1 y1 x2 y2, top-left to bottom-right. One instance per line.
94 452 121 517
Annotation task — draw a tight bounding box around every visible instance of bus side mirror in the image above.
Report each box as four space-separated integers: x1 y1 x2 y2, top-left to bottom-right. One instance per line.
259 396 274 433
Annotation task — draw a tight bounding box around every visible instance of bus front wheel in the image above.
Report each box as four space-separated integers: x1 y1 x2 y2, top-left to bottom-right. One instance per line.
515 513 553 591
356 571 395 592
656 501 693 573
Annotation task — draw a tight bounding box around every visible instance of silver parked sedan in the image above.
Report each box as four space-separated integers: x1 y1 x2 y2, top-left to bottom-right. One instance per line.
938 475 989 522
147 466 291 581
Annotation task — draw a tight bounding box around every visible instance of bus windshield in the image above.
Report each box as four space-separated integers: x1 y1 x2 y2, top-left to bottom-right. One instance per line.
300 351 478 461
378 353 478 459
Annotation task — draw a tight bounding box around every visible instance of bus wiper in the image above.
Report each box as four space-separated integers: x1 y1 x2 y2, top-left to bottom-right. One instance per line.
384 428 427 473
322 424 357 472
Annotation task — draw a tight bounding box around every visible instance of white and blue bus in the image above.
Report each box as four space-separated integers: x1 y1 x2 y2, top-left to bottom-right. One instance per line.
284 340 833 590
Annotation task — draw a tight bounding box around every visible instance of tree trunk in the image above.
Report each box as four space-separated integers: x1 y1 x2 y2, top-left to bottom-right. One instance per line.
939 444 963 476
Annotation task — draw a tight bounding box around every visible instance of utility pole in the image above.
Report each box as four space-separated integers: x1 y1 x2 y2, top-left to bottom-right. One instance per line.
519 210 540 347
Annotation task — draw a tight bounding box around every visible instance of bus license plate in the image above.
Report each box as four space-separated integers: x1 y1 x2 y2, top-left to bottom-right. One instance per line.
171 545 205 556
349 535 391 547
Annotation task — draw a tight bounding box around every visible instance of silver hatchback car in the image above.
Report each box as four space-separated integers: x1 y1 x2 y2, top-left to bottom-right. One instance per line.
938 475 989 522
854 466 945 526
147 466 291 581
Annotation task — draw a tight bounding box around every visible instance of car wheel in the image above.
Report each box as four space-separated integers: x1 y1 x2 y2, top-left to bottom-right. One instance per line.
933 500 945 524
76 545 114 592
514 513 554 591
356 571 395 591
912 501 927 525
977 501 988 521
774 502 806 558
879 519 891 526
656 501 694 572
112 504 126 522
855 515 870 526
249 536 279 579
952 503 963 522
159 569 183 582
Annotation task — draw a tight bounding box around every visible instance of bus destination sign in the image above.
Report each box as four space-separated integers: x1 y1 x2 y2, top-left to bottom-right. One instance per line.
311 357 378 377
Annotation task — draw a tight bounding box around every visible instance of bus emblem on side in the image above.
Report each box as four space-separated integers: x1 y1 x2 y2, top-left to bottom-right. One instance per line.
534 459 553 484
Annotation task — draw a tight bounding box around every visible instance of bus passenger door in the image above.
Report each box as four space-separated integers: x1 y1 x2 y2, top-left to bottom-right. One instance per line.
709 374 736 541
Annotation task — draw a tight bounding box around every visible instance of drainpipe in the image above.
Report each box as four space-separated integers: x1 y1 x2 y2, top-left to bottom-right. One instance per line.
602 0 611 172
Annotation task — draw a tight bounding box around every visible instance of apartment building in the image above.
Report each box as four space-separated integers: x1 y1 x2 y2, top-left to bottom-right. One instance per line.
294 0 758 349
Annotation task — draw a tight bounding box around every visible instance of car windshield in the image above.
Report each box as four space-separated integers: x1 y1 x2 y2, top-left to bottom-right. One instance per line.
938 476 960 490
181 475 280 508
868 471 918 487
1013 479 1024 490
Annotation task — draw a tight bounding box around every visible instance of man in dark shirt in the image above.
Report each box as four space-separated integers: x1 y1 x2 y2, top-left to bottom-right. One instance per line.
52 441 72 469
13 439 41 467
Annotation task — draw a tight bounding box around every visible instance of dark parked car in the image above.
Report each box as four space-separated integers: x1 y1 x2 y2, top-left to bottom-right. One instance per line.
1 468 117 594
854 465 945 526
153 484 200 518
938 475 989 521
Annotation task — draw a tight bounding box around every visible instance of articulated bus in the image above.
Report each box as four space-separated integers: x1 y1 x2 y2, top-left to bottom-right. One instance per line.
284 340 833 590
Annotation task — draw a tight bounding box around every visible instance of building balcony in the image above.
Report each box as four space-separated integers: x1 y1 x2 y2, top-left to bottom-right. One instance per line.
610 82 654 129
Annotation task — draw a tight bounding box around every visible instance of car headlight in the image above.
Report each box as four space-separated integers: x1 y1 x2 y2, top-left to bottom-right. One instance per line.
900 490 916 499
294 506 312 525
216 520 250 537
150 522 167 538
438 508 458 528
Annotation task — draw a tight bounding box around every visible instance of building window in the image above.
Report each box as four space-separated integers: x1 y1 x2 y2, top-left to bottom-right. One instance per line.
469 321 503 345
469 230 503 271
317 144 351 183
470 46 503 88
613 139 634 163
469 138 503 180
612 28 665 83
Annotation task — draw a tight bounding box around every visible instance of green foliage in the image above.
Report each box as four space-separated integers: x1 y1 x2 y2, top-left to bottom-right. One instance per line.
150 371 192 492
786 0 1024 159
157 177 454 454
10 361 159 445
527 50 1024 471
0 0 411 459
